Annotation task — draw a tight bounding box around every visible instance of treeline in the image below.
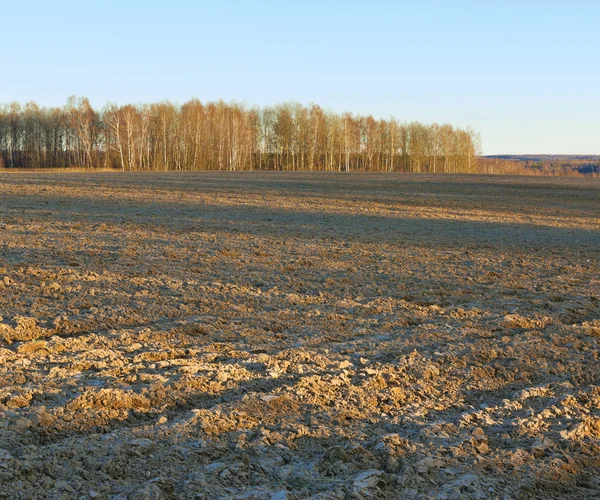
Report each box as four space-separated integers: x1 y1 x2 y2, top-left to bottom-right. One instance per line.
0 97 483 173
486 155 600 177
476 157 530 175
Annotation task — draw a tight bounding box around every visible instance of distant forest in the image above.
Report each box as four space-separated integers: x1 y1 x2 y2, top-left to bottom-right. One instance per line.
486 155 600 177
1 98 596 176
1 97 483 173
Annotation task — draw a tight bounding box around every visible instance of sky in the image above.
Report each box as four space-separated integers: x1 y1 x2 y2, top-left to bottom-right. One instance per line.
2 0 599 155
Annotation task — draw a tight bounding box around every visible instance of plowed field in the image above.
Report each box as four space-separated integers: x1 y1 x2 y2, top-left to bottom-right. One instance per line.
0 173 599 499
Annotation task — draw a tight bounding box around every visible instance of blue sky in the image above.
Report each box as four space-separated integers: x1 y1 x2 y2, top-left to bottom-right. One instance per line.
2 0 599 154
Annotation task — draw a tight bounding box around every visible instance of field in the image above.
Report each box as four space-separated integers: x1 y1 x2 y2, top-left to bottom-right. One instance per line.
0 172 599 499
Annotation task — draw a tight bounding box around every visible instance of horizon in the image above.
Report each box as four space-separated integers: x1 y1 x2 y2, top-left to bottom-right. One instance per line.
484 153 600 158
2 1 599 155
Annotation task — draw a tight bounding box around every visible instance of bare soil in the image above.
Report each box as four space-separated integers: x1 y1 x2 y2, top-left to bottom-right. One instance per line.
0 172 599 499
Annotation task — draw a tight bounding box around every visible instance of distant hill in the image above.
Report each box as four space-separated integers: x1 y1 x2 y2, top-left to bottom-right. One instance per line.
484 155 600 176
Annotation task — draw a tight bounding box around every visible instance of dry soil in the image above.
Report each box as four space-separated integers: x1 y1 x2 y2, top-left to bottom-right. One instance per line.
0 172 599 499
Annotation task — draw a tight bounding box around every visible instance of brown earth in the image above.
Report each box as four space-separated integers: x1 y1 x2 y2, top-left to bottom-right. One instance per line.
0 172 599 499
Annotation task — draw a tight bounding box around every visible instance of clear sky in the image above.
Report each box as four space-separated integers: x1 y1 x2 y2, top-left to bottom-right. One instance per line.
2 0 599 154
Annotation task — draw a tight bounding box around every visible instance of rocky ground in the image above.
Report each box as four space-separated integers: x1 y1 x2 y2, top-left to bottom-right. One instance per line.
0 172 599 499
